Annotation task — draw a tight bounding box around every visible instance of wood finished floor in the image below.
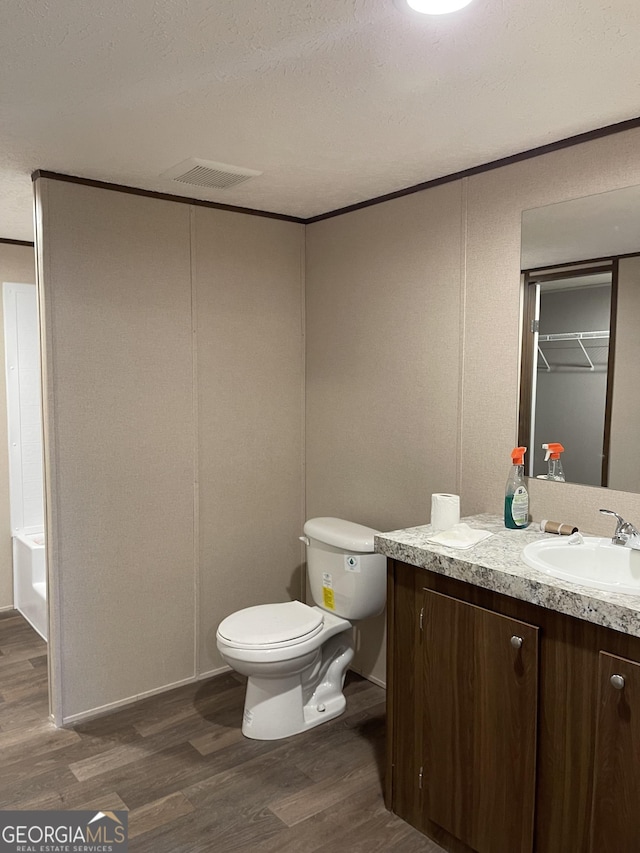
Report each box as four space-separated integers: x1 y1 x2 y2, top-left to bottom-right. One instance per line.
0 611 444 852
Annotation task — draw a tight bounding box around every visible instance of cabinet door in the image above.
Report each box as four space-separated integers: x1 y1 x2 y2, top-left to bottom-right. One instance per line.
421 589 538 853
590 652 640 852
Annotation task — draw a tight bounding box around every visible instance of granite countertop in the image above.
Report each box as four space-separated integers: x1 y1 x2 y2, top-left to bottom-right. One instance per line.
375 513 640 638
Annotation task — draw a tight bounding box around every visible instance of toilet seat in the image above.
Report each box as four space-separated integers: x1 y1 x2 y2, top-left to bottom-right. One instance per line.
217 601 324 650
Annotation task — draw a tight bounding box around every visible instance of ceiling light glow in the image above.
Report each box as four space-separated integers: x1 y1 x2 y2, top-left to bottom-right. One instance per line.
406 0 474 13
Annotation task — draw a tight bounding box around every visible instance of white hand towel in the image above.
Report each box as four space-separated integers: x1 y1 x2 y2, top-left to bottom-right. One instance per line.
426 523 492 550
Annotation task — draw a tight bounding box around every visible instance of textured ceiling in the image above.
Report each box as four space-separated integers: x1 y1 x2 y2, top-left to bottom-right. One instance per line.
2 0 640 241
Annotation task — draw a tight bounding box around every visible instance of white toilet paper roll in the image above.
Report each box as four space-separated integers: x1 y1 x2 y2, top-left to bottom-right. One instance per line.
431 493 460 531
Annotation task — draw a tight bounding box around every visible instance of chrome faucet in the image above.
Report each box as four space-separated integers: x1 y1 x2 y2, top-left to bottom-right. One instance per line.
599 509 640 550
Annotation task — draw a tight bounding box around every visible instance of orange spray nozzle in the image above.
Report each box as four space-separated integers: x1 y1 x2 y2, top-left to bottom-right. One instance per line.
511 446 526 465
542 442 565 461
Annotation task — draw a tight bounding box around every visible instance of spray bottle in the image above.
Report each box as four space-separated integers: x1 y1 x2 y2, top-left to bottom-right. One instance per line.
505 447 529 529
542 443 565 482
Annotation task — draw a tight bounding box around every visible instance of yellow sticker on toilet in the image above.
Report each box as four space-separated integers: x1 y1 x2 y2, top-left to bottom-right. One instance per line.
323 587 335 609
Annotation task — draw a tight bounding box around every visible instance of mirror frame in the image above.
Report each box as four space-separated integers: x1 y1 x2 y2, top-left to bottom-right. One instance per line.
518 258 619 488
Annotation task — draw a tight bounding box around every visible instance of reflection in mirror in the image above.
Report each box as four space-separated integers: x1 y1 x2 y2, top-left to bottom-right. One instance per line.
520 185 640 493
523 265 614 487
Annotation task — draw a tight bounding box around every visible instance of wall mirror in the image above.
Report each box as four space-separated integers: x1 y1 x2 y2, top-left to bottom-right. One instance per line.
519 185 640 492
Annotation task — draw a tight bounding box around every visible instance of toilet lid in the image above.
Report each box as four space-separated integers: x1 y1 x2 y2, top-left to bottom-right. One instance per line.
217 601 324 647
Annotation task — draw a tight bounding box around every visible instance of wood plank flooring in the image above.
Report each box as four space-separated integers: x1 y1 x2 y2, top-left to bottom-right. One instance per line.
0 611 444 852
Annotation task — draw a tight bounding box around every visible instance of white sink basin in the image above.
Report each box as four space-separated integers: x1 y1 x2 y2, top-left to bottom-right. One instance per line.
522 536 640 595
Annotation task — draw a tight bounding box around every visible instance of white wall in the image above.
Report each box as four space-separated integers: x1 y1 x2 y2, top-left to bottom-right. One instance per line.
3 282 45 533
0 243 35 610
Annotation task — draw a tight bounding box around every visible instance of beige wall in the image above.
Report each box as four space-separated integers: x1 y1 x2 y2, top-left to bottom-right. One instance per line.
37 180 196 722
462 129 640 532
36 179 305 722
0 242 36 610
194 207 305 673
305 183 464 684
306 126 640 687
32 123 640 718
306 126 640 539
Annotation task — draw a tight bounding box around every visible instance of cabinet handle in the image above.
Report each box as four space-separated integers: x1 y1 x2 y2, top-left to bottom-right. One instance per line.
510 635 523 649
610 674 625 690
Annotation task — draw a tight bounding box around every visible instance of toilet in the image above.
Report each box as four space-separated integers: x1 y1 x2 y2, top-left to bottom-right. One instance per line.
216 517 386 740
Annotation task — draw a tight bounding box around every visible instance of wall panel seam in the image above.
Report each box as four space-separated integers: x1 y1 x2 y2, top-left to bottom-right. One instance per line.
457 178 469 501
190 206 200 677
300 225 307 601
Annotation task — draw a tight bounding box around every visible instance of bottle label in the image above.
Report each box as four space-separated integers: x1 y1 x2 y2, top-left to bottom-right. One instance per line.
511 486 529 525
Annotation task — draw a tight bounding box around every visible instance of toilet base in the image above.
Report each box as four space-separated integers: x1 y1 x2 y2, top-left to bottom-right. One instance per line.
241 633 354 740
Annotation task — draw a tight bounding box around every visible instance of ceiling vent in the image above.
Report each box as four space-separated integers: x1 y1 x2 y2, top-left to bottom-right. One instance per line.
161 158 262 190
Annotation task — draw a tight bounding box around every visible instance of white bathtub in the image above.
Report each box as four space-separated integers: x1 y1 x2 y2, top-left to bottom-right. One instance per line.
13 530 47 641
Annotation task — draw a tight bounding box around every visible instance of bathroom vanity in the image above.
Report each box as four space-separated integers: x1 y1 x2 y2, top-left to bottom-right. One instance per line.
376 514 640 853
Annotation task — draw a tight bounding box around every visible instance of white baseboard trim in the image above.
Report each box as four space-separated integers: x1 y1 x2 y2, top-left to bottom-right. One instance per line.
0 605 15 613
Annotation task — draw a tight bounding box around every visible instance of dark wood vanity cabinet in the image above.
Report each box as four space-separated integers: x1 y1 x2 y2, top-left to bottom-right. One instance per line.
590 652 640 853
386 560 640 853
422 590 538 853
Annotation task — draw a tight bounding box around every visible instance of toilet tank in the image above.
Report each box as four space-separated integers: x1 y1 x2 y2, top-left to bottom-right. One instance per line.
303 517 386 620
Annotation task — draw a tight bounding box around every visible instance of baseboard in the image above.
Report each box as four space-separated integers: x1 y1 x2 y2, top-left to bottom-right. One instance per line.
60 665 233 727
350 665 386 690
0 605 15 613
60 661 379 727
61 674 200 726
196 664 231 681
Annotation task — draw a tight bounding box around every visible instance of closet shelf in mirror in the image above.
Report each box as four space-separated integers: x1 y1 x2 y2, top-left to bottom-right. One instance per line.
537 330 609 372
537 330 609 342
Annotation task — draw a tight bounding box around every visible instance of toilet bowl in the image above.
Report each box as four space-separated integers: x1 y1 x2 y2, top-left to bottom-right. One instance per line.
216 518 386 740
217 601 353 739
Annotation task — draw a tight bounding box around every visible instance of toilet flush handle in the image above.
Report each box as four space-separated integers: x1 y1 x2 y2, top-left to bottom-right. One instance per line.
299 535 310 546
